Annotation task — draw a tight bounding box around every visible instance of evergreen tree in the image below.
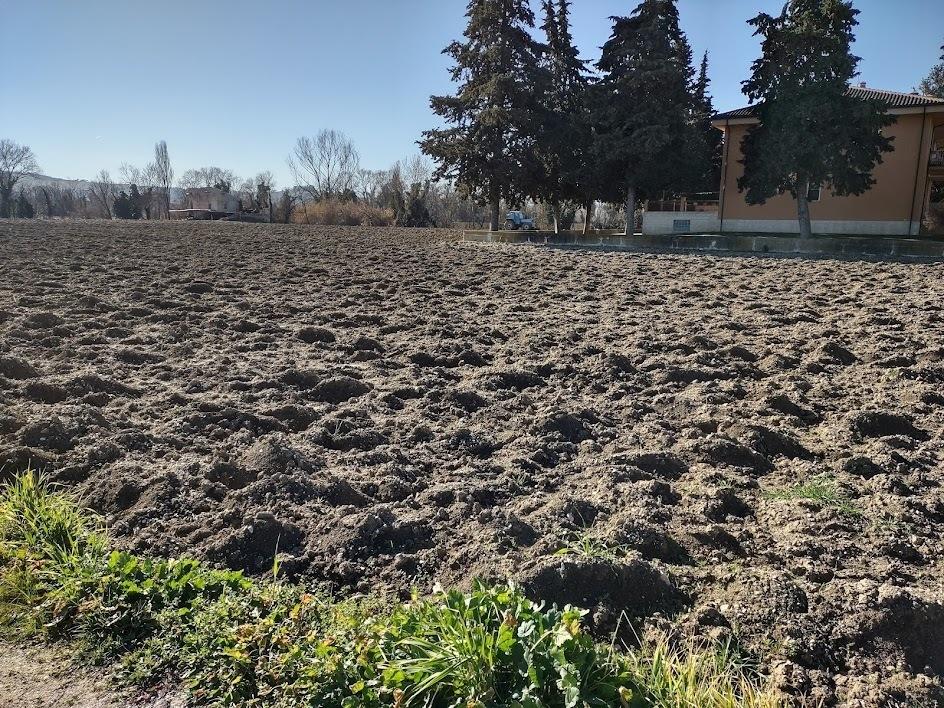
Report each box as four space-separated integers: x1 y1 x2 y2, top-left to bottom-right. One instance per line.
918 42 944 98
14 189 34 218
421 0 549 231
594 0 698 235
113 190 133 219
693 52 723 193
739 0 894 238
536 0 591 233
397 182 436 227
128 184 144 220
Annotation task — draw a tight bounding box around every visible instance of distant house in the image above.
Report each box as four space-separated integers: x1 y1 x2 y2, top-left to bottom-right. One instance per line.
183 187 240 213
169 187 248 221
644 86 944 237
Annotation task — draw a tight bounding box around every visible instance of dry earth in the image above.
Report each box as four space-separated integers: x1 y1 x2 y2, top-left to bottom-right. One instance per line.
0 640 183 707
1 220 943 707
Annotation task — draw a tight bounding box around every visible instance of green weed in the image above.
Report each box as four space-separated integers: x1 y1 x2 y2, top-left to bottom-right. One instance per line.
554 530 630 564
763 475 861 517
625 632 780 708
0 470 782 707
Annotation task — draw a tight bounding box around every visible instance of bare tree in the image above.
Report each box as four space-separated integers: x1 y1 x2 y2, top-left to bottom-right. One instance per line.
34 185 81 218
401 153 434 188
0 139 40 217
153 140 173 218
179 166 239 192
253 171 275 212
355 168 390 205
254 170 275 191
178 169 203 190
288 130 359 201
89 169 117 219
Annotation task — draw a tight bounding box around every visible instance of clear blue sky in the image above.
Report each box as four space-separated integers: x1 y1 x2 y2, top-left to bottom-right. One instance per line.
1 0 940 186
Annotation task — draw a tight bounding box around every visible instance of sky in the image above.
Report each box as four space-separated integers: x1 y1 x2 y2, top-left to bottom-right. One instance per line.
1 0 941 186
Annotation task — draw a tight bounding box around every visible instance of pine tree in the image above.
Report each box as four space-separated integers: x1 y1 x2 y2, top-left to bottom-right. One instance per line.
421 0 549 231
398 182 436 227
113 190 133 219
693 52 723 193
594 0 698 235
918 42 944 98
739 0 894 238
128 184 144 220
536 0 591 233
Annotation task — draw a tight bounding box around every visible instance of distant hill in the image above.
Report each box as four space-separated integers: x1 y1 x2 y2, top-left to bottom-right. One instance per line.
19 174 185 202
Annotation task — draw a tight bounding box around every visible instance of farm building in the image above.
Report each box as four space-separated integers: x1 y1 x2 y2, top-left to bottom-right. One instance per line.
183 187 240 213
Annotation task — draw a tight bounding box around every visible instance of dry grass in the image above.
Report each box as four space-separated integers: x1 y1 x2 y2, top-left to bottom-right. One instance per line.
291 199 395 227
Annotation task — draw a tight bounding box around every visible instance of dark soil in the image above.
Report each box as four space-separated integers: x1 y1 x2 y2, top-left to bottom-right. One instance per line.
1 219 943 707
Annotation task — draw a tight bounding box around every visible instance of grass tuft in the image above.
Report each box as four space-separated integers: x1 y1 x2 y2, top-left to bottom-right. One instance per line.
554 530 630 563
625 632 780 708
0 470 782 707
763 475 861 517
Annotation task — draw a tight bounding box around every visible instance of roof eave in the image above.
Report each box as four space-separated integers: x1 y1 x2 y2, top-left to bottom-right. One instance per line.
710 116 759 129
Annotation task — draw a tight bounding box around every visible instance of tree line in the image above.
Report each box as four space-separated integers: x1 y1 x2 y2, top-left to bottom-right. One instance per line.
0 132 492 228
421 0 721 234
421 0 941 236
3 1 941 233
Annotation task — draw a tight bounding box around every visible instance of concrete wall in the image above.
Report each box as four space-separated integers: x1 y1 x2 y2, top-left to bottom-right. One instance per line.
643 211 721 235
720 218 915 236
461 230 944 259
717 111 942 235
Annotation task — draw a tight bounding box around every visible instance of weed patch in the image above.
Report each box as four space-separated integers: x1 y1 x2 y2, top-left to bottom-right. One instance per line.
0 471 780 707
554 531 630 564
763 475 861 517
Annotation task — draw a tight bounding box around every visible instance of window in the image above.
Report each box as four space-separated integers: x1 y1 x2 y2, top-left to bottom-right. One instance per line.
672 219 691 233
807 183 822 202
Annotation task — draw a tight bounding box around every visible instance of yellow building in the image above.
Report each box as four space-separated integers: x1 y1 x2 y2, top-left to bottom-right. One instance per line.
713 86 944 236
643 86 944 236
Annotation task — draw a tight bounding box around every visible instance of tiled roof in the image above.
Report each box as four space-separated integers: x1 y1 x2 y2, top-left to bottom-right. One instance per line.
713 86 944 121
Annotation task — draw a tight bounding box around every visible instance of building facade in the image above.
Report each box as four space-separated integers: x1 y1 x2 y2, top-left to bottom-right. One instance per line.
643 87 944 237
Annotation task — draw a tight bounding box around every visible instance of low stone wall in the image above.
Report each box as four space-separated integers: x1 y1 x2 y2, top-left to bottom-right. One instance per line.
462 230 944 259
643 211 919 237
643 211 720 235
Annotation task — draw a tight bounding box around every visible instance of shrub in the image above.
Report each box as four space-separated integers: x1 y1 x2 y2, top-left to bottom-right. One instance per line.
374 582 631 706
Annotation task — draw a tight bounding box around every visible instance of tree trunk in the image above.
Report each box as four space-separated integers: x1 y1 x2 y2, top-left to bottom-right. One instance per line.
583 199 593 235
796 176 812 239
624 186 636 236
551 201 561 234
489 196 500 232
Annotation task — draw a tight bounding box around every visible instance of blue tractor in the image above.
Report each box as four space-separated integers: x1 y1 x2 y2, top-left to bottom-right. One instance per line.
504 210 537 230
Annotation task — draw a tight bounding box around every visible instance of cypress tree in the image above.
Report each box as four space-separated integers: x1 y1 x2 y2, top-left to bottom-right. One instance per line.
595 0 698 235
421 0 549 231
693 52 723 193
536 0 591 233
113 190 133 219
739 0 894 238
128 184 144 220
